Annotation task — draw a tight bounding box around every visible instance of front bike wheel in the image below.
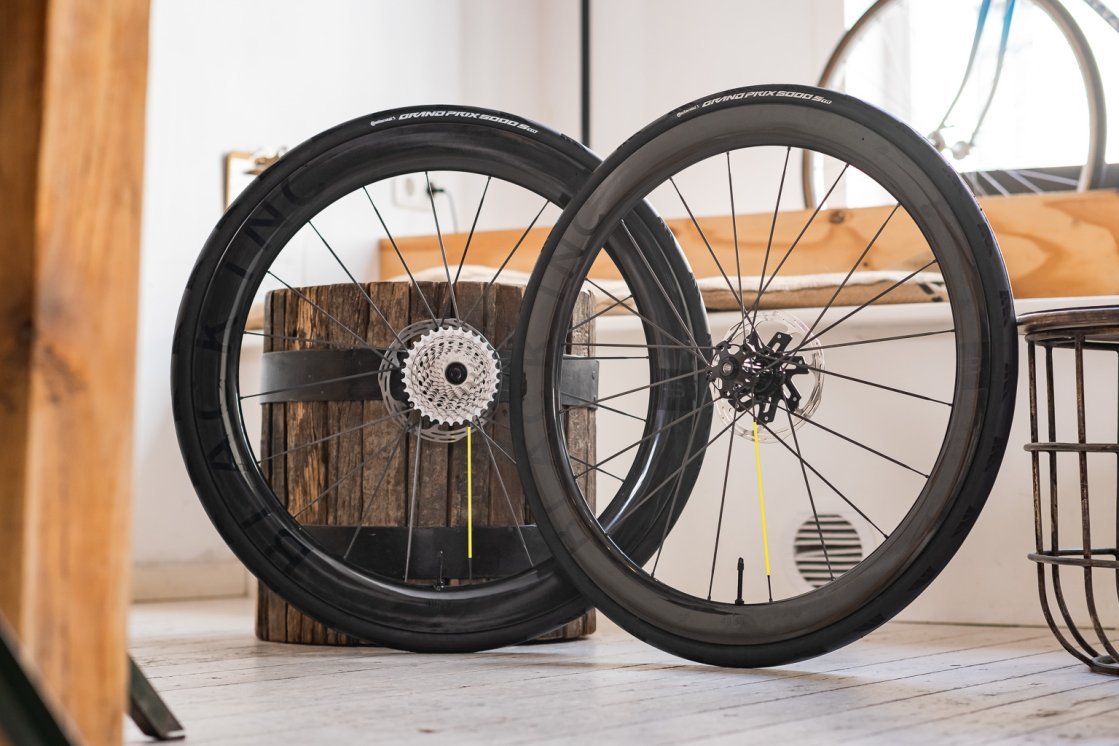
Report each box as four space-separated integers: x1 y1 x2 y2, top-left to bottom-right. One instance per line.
513 85 1018 667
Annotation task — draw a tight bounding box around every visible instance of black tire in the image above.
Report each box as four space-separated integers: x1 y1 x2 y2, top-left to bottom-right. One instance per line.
172 106 708 652
804 0 1107 205
513 85 1018 667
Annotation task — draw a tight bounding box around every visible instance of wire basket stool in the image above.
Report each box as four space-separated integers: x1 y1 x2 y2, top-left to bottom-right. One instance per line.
1021 306 1119 675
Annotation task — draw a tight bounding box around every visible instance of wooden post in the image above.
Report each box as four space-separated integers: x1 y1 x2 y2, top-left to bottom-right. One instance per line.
0 1 149 744
256 281 595 644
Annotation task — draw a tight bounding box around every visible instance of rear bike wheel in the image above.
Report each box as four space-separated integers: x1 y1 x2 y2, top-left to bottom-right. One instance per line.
514 85 1018 667
172 106 706 652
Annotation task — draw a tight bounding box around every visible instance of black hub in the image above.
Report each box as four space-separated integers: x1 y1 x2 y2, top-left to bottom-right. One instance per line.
444 362 468 386
707 329 809 425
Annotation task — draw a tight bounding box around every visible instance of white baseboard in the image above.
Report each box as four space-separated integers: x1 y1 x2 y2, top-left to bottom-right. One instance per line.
132 560 250 602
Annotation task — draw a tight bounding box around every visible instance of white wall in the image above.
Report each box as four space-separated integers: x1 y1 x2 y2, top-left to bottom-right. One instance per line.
133 0 845 599
588 0 843 153
136 0 466 598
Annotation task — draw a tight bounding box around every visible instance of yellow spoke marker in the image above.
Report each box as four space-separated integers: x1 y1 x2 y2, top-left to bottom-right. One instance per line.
467 426 474 571
752 417 773 602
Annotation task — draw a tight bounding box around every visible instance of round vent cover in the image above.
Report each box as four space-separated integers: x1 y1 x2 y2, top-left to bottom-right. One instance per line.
794 513 863 588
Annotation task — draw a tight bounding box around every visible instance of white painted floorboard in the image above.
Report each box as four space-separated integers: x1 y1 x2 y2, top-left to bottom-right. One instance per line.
127 598 1119 745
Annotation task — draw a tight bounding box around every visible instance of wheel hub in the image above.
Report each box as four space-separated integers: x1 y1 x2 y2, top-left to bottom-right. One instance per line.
708 328 809 425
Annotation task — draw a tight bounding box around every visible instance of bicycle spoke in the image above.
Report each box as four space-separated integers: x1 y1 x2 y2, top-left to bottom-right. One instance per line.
751 146 790 331
706 408 745 599
1016 169 1078 187
569 293 635 333
574 355 650 361
575 395 716 480
585 278 709 366
759 420 887 538
800 203 900 343
561 391 647 423
650 396 708 578
810 328 955 352
786 409 834 582
473 420 535 566
266 271 375 351
470 422 517 467
781 405 928 477
291 430 406 521
244 330 362 350
241 368 382 402
799 361 952 407
669 179 748 322
308 221 404 347
567 454 628 484
727 151 748 335
257 409 405 464
403 434 424 582
749 161 849 323
424 171 459 319
581 368 704 410
578 342 702 350
1003 169 1043 195
343 435 407 561
459 198 550 322
609 412 742 530
449 175 491 291
363 187 437 322
617 220 712 357
977 170 1010 197
799 257 939 348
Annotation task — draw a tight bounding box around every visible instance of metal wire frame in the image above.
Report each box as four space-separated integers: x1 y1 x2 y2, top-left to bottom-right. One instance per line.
1022 307 1119 675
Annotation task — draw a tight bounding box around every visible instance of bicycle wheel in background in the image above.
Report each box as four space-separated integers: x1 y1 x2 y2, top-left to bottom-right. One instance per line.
172 107 707 652
514 85 1018 667
805 0 1106 205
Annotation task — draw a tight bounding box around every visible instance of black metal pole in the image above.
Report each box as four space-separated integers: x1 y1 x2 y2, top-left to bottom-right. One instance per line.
580 0 591 148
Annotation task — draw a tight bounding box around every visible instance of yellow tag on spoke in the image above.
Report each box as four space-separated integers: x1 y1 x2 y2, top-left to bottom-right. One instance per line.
752 418 771 579
467 426 473 560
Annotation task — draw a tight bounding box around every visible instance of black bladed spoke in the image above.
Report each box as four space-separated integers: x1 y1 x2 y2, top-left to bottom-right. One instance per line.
425 171 459 318
308 221 404 347
363 187 437 322
759 420 887 537
749 146 791 329
266 271 376 351
786 410 834 582
706 408 746 599
670 178 748 322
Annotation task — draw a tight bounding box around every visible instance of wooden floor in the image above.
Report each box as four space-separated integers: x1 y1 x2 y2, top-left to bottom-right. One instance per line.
127 598 1119 745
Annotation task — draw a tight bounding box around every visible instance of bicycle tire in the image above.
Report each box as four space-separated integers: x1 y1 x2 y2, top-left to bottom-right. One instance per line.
172 106 707 652
514 85 1018 667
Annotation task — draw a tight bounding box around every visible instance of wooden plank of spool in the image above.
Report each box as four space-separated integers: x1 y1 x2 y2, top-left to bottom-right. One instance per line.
256 281 595 644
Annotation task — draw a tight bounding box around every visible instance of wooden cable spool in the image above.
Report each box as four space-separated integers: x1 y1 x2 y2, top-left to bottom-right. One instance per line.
255 280 595 644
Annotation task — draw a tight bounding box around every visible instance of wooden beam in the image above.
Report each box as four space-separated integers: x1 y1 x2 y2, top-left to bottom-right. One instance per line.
378 190 1119 299
0 1 150 744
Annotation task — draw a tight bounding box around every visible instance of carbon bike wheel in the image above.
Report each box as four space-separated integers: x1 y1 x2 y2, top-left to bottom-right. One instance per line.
804 0 1106 205
171 106 707 652
513 85 1018 667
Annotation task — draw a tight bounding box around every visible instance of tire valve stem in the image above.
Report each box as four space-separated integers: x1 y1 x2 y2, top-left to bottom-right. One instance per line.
735 557 745 606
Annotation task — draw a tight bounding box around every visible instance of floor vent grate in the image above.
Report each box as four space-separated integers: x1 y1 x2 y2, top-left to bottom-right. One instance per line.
794 513 863 588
